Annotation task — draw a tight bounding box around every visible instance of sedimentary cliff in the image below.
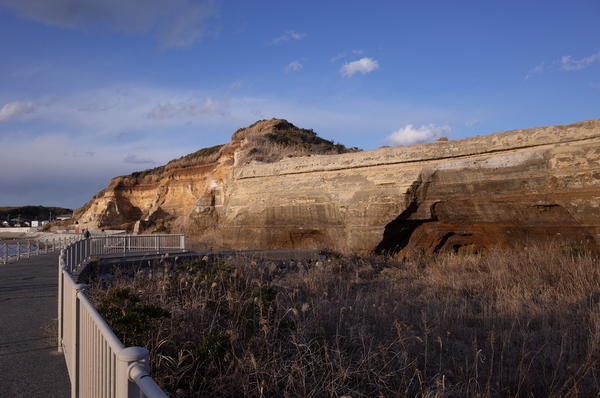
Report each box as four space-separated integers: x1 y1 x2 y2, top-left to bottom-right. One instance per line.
71 118 600 254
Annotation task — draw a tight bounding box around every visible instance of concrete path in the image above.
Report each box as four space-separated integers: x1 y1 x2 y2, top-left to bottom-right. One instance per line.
0 252 71 397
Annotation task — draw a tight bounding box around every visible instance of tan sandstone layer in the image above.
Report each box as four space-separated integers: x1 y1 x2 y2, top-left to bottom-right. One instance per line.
71 118 600 254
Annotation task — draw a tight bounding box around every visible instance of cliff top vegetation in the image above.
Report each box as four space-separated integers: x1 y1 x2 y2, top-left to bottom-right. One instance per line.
232 118 361 163
118 119 361 184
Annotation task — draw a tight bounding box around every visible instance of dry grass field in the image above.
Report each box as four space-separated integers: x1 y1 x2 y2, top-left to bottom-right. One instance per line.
88 241 600 397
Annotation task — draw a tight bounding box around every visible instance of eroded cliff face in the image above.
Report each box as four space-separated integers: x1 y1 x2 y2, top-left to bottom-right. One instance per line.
72 118 600 254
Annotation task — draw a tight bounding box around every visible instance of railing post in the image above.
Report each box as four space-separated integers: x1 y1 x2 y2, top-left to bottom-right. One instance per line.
116 347 150 398
75 242 79 270
83 238 88 263
16 242 20 261
58 252 66 353
3 243 6 264
72 283 87 398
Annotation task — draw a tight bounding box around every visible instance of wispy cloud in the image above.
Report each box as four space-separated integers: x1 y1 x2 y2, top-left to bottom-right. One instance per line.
0 100 36 122
525 62 546 80
78 102 112 113
71 151 96 158
0 0 218 48
331 49 364 63
560 51 600 71
384 124 451 145
228 81 243 92
146 97 227 119
269 30 306 45
340 57 379 77
527 50 600 79
124 153 156 164
285 60 304 73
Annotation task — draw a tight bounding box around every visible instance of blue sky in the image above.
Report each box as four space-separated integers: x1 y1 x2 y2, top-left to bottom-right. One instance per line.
1 0 599 210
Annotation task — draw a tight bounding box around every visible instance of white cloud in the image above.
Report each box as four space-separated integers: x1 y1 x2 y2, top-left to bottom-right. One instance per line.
0 0 218 48
384 124 451 145
0 100 35 122
146 97 227 119
340 57 379 77
560 51 600 71
285 61 303 73
270 30 306 45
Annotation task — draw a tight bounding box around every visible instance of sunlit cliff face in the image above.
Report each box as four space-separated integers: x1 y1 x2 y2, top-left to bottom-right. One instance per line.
71 118 600 254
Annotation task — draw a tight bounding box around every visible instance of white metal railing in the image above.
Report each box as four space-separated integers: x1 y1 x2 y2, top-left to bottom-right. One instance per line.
62 234 186 274
1 236 79 264
58 234 185 398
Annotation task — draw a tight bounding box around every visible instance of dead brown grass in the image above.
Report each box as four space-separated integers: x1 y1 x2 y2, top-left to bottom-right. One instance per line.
87 242 600 397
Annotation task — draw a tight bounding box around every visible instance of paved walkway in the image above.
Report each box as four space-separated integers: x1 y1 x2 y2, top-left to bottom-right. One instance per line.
0 252 71 397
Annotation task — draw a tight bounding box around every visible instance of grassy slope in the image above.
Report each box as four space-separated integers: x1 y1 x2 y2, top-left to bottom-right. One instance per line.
118 119 361 184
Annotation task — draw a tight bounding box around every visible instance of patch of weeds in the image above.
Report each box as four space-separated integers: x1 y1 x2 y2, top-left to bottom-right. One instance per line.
191 333 231 388
562 243 586 258
161 332 232 393
96 287 170 346
175 259 235 283
153 225 171 234
278 317 297 330
237 285 279 329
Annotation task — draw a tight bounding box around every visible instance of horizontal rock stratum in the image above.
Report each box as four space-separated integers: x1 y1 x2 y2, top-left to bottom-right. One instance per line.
71 118 600 254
